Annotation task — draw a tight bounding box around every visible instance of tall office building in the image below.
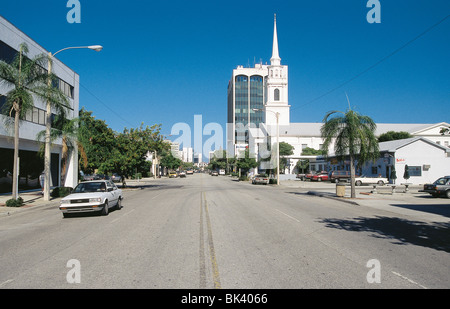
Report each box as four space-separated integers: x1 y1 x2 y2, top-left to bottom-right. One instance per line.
227 16 289 156
0 16 80 193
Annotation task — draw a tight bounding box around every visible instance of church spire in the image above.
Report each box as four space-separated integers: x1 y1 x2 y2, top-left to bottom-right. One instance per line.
270 14 281 66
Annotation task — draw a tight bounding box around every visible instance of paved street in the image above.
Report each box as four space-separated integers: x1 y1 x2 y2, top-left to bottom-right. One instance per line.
0 173 449 289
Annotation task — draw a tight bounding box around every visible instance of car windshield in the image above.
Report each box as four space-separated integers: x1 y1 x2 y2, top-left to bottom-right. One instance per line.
73 182 106 193
434 178 450 185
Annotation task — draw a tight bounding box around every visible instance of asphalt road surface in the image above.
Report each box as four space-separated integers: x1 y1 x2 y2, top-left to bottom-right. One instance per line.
1 173 449 289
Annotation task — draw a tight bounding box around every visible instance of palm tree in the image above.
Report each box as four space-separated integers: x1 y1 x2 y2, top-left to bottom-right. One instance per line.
321 107 379 198
0 44 45 199
0 43 69 199
36 116 88 186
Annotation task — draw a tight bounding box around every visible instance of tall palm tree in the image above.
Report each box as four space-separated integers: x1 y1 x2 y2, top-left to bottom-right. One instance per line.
0 43 69 199
0 43 45 199
321 107 379 198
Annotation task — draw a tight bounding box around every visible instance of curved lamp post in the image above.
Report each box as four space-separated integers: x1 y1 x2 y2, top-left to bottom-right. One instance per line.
43 45 102 201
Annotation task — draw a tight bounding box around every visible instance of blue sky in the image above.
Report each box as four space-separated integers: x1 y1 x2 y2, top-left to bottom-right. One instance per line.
1 1 449 151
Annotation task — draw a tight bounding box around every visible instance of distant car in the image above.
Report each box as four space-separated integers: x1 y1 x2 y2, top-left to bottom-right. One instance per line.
420 176 450 198
252 174 269 185
83 174 95 181
211 171 219 176
354 175 388 186
59 180 123 218
178 171 186 178
169 171 177 178
329 171 359 183
296 173 306 180
311 172 329 182
219 169 225 175
111 173 122 183
186 170 194 175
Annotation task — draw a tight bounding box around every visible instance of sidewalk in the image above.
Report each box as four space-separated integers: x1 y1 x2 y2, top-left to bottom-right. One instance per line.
0 178 154 217
0 190 61 217
280 180 450 223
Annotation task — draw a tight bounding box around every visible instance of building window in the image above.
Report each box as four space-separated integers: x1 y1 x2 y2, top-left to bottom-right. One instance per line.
274 88 280 101
409 166 422 177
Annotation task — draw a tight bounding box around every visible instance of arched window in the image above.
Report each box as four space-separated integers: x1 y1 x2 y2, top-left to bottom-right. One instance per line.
274 88 280 101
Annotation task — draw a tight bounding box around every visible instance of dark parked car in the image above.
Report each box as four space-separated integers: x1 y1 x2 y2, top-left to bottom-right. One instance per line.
420 176 450 198
111 173 122 183
329 171 359 183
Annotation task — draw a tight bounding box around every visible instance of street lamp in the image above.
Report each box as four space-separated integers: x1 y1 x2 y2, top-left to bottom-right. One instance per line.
43 45 102 201
253 108 280 186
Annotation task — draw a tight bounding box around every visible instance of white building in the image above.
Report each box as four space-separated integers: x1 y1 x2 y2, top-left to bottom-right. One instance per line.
359 137 450 185
182 147 193 163
0 16 80 193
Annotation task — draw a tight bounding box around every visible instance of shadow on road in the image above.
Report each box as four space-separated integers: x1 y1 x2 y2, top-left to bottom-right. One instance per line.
320 216 450 252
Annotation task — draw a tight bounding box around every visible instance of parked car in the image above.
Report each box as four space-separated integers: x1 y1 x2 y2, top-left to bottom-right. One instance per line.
178 171 186 178
83 174 95 181
186 170 194 175
211 171 219 176
252 174 269 185
311 172 329 182
420 176 450 198
296 173 306 180
111 173 122 183
329 170 359 183
354 175 388 186
59 180 123 218
169 171 177 178
219 169 225 175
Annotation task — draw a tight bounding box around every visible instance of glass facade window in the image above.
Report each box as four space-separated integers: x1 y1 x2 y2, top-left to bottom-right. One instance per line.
235 75 248 143
250 75 264 127
0 40 75 100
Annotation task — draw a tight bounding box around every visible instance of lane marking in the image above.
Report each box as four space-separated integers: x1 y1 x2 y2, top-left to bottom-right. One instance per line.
0 279 14 287
391 271 427 289
274 209 300 223
201 191 221 289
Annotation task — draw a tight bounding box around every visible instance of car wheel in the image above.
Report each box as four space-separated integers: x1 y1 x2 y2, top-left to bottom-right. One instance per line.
115 198 122 210
355 180 362 186
102 201 109 216
446 190 450 199
377 180 384 186
317 178 322 182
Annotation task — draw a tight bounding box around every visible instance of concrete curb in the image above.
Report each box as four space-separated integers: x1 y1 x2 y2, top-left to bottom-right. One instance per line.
306 191 360 206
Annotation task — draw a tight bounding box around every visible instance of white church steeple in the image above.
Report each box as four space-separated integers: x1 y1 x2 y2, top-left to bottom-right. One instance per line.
271 14 281 66
265 14 290 127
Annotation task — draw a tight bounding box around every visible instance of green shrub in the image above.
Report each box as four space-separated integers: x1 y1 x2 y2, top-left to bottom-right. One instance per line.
51 187 73 198
6 197 24 207
239 175 248 181
269 178 277 184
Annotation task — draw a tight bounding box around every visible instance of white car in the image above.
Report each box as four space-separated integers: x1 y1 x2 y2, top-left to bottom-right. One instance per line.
59 180 123 218
354 176 388 186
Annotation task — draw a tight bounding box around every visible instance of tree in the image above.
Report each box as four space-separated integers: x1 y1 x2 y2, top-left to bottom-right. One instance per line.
403 164 410 182
440 127 449 135
378 131 412 142
321 108 379 198
279 142 294 174
0 43 62 199
236 149 258 178
36 116 88 186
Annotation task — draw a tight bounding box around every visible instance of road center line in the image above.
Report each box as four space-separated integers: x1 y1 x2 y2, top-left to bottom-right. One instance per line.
275 209 300 223
201 191 221 289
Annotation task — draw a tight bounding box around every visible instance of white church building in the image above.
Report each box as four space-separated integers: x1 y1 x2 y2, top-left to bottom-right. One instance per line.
227 16 450 181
